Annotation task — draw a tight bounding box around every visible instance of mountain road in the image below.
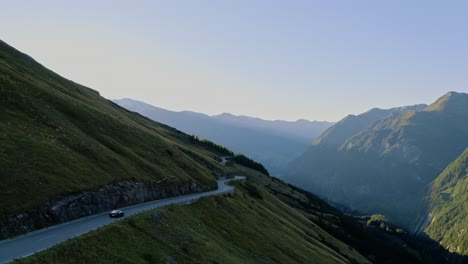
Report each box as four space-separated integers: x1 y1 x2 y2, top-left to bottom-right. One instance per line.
0 176 245 263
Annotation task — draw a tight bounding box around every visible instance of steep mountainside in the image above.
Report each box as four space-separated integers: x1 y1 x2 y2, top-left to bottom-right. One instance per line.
18 165 464 264
286 93 468 230
114 98 333 175
314 105 426 147
2 38 466 263
0 39 231 237
343 92 468 168
16 180 372 264
425 147 468 255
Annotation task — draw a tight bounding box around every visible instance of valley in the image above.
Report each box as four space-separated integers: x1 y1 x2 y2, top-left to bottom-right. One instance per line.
113 98 333 176
285 92 468 256
1 2 468 261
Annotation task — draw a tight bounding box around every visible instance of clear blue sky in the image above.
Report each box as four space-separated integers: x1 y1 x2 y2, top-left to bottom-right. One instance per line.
2 0 468 121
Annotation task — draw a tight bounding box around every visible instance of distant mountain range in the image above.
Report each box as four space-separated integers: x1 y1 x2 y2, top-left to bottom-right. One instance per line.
213 112 331 143
1 39 444 263
113 98 333 176
1 38 466 262
285 91 468 255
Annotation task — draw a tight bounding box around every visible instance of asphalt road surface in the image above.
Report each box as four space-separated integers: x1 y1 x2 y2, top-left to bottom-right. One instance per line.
220 156 232 166
0 176 245 263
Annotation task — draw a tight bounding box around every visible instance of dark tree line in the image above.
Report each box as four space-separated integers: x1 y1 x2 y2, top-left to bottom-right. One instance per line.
188 135 269 176
233 154 270 176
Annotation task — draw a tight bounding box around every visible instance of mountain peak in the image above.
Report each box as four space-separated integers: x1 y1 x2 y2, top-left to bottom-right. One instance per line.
215 112 236 118
425 91 468 112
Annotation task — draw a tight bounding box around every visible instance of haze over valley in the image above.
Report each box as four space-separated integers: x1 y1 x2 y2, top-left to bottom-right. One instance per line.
1 2 468 264
114 98 333 176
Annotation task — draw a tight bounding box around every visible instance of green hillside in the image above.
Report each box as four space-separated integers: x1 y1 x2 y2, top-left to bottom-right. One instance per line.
425 147 468 255
286 92 468 229
344 92 468 165
15 180 371 264
237 165 461 264
17 166 462 264
2 38 466 263
0 39 228 223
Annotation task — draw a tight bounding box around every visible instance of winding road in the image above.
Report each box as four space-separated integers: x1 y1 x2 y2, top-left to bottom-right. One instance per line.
220 156 232 166
0 176 245 263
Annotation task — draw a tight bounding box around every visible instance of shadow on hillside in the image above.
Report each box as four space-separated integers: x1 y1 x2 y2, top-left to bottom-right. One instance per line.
267 180 467 264
334 205 467 264
411 233 468 264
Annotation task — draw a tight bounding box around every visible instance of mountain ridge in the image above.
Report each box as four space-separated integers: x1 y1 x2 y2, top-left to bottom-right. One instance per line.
116 98 333 142
313 104 426 147
1 38 466 262
113 98 333 175
286 92 468 232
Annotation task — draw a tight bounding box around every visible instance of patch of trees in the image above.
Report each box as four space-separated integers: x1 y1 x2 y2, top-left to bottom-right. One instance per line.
233 153 270 176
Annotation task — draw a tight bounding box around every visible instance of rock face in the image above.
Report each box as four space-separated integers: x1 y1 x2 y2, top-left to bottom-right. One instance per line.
0 180 216 239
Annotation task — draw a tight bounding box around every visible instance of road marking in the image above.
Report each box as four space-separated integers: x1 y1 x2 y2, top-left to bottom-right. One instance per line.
38 234 56 241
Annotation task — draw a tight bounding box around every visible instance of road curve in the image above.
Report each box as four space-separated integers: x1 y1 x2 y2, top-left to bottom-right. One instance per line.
0 176 245 263
220 156 232 166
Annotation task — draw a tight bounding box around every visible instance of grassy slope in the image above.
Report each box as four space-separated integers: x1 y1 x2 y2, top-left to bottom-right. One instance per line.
18 165 465 264
425 147 468 255
15 180 370 264
234 165 462 264
0 39 228 220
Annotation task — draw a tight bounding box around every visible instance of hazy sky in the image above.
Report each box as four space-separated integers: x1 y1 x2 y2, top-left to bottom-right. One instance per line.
2 1 468 121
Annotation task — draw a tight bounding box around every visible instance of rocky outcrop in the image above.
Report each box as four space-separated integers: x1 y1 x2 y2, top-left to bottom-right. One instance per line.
0 180 216 239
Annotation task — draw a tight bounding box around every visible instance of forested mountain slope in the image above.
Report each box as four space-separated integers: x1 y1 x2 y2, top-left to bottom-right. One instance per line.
286 92 468 230
425 147 468 255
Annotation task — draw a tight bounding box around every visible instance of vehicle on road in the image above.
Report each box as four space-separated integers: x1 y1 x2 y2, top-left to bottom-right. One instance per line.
109 210 124 218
